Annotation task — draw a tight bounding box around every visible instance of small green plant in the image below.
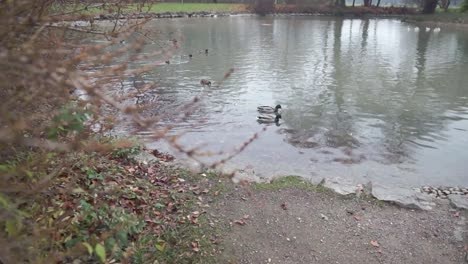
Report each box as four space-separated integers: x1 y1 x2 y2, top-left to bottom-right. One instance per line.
66 200 146 262
254 176 317 191
461 0 468 12
111 145 141 160
46 105 91 140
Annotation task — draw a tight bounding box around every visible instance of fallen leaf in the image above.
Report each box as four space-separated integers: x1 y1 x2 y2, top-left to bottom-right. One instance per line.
370 240 380 247
234 219 246 226
95 243 106 263
82 242 93 255
155 239 166 252
191 241 200 252
281 203 288 210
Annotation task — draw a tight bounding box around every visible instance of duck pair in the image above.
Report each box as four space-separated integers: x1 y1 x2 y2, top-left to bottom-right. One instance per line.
189 49 209 58
200 79 211 87
257 104 282 124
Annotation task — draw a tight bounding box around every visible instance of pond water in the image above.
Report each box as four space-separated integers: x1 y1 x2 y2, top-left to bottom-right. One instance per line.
115 16 468 189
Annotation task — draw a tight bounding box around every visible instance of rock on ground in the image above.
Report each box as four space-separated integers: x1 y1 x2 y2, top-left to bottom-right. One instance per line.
371 184 436 210
449 195 468 210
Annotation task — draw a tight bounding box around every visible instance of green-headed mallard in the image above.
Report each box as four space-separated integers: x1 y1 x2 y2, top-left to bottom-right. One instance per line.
257 113 281 124
200 79 211 87
257 104 282 114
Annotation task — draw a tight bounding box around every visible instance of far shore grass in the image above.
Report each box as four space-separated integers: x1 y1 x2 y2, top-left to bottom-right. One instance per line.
50 3 250 15
50 3 468 25
404 8 468 24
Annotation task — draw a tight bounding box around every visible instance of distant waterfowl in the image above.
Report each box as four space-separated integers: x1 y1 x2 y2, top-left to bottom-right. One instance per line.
434 27 441 33
165 60 170 64
200 79 211 87
257 113 281 124
205 49 208 54
425 27 430 32
257 104 282 114
414 27 420 32
189 54 193 58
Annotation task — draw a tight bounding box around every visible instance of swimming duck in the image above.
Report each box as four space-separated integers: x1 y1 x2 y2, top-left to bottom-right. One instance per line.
189 54 193 58
165 60 170 64
257 104 282 114
200 79 211 87
257 113 281 124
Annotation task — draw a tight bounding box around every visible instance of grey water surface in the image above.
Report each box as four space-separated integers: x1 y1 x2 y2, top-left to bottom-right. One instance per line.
115 16 468 189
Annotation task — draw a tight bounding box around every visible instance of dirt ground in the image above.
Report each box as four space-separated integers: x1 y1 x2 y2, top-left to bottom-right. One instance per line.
211 185 468 264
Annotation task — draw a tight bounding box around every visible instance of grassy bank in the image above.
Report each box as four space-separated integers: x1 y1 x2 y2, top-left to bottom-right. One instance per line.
403 9 468 25
50 2 468 21
50 3 251 16
51 2 419 17
1 141 226 263
132 3 250 13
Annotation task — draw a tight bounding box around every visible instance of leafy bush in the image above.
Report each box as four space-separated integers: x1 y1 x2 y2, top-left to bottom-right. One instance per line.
461 0 468 12
46 105 91 140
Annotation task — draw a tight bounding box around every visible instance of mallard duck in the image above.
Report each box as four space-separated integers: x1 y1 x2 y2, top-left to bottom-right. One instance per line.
257 104 282 114
200 79 211 87
257 113 281 124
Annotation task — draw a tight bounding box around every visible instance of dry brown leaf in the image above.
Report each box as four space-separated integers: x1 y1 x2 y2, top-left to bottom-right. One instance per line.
370 240 380 247
234 219 246 226
281 203 288 210
191 241 200 252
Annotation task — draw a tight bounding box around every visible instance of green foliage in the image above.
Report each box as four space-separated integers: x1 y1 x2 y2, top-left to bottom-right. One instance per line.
69 199 145 261
50 3 249 15
254 176 329 192
111 145 141 160
140 3 248 13
46 105 90 140
95 243 106 263
461 0 468 12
